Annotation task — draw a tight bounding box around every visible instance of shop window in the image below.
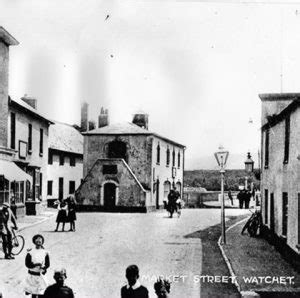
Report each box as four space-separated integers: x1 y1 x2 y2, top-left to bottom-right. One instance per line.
0 176 9 205
10 181 25 204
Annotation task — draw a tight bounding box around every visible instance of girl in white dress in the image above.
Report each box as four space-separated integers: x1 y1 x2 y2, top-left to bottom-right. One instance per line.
24 234 50 298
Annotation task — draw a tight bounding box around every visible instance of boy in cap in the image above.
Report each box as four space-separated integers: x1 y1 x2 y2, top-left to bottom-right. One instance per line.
121 265 149 298
44 268 74 298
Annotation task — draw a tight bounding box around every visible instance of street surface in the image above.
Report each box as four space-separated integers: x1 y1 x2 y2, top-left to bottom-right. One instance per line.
0 209 248 298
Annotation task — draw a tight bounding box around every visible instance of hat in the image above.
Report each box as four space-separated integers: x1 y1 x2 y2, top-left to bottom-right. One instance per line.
54 268 67 277
2 203 10 208
32 234 44 244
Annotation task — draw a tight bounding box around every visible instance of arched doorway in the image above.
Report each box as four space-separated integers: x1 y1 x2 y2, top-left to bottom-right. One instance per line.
104 183 116 208
108 140 127 162
163 181 171 200
175 182 181 194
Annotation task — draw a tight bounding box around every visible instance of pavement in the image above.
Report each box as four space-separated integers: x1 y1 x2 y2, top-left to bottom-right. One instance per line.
220 216 300 297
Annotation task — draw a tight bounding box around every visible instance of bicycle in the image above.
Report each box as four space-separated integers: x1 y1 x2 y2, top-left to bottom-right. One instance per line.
0 227 25 256
241 209 262 237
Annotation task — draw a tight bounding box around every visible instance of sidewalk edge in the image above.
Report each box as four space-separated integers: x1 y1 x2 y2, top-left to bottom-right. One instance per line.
18 213 56 232
217 218 248 295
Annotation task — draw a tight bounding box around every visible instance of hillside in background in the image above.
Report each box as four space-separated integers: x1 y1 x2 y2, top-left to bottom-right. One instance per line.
185 153 259 170
184 169 260 191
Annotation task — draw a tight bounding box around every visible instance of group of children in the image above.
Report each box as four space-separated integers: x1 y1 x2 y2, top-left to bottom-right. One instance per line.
54 196 77 232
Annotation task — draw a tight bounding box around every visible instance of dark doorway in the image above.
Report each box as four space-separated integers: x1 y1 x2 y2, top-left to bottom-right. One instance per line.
156 179 160 209
270 193 275 233
104 183 116 209
59 177 64 200
108 141 127 161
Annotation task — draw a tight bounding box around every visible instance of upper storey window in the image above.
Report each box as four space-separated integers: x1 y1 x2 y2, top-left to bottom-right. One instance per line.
264 128 269 168
166 147 170 166
283 116 290 164
156 143 160 164
172 149 175 167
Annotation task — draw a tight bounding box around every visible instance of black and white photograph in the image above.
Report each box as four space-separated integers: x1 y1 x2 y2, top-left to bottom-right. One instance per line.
0 0 300 297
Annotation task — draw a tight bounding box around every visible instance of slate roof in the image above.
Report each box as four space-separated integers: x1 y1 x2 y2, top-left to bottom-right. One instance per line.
9 97 54 124
84 122 185 148
49 121 83 154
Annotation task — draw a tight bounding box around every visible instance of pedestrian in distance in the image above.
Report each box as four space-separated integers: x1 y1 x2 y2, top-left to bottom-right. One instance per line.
228 190 234 206
54 199 68 232
24 234 50 298
244 190 252 209
121 264 149 298
44 268 74 298
237 189 244 209
66 195 77 232
10 197 17 219
154 278 171 298
0 202 18 259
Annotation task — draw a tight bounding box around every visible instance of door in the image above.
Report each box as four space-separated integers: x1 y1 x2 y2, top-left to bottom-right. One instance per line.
59 177 64 200
104 183 116 209
156 179 160 209
270 193 275 233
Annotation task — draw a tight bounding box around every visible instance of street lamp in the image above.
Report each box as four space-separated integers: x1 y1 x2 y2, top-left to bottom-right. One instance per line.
244 152 254 190
214 146 229 245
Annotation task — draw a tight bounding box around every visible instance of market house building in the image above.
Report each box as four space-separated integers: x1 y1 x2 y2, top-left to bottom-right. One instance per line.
260 93 300 261
76 112 186 212
47 121 83 206
0 27 53 216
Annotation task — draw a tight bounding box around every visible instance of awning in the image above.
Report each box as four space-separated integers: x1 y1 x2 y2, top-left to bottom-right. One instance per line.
0 160 33 184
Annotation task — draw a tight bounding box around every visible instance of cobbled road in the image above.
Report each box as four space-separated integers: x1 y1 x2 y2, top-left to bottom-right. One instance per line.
0 209 247 298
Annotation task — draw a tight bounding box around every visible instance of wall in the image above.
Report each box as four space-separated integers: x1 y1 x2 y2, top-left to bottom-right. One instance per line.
84 134 152 189
8 105 50 202
261 106 300 253
47 151 83 200
77 159 147 208
151 136 184 207
0 41 9 148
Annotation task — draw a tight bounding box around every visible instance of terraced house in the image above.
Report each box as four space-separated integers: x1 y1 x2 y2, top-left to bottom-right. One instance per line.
260 93 300 259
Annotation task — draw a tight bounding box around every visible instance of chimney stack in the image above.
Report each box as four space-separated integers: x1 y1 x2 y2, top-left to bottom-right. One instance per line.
81 102 88 132
0 27 18 148
98 107 109 128
21 94 37 109
132 111 149 130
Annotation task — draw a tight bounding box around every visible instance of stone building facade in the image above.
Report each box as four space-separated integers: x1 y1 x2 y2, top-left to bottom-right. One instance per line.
260 93 300 255
47 121 83 205
76 114 185 211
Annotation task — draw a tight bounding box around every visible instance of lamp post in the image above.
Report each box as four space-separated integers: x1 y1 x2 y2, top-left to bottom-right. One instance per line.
244 152 254 190
214 146 229 245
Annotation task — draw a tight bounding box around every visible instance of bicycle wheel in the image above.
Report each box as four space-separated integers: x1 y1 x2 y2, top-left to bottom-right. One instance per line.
11 235 25 255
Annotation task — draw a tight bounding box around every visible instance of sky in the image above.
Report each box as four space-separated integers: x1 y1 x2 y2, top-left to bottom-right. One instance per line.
2 0 300 169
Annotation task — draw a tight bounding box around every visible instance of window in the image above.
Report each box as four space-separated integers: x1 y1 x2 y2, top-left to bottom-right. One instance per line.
156 144 160 164
298 194 300 244
39 173 43 196
47 181 53 196
264 128 269 168
10 181 24 204
59 154 64 166
70 156 76 167
0 176 9 205
48 152 53 165
282 192 288 237
166 147 170 166
10 112 16 149
69 181 75 194
178 152 181 168
172 149 175 167
264 189 268 224
103 165 117 174
283 116 290 164
28 124 32 153
39 128 43 156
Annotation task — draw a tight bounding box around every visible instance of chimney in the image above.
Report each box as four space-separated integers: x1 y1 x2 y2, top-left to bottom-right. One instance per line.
81 102 88 132
0 27 18 148
21 94 37 109
132 111 149 130
98 107 109 128
88 120 96 131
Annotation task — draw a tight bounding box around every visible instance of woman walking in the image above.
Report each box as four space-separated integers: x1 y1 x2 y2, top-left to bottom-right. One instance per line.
24 234 50 298
54 199 68 232
67 195 77 232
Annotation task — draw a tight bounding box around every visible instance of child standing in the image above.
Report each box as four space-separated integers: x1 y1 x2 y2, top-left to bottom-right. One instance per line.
24 234 50 298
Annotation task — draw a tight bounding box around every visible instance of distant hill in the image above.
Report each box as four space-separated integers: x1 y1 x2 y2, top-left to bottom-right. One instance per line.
184 169 260 191
185 153 259 170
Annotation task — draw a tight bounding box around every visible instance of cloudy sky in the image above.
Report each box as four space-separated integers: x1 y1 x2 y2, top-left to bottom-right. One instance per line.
2 0 300 168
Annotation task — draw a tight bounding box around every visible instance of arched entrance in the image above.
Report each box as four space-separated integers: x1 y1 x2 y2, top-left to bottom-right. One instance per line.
175 182 181 194
104 183 116 208
108 140 127 162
